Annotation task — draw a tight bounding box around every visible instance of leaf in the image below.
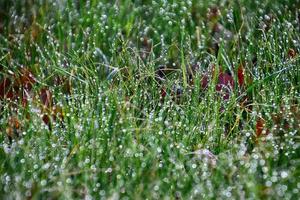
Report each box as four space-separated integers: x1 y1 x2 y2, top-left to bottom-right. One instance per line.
1 68 36 105
216 72 234 100
237 64 245 86
22 91 29 107
288 48 297 59
200 66 235 100
201 74 209 89
54 76 71 94
0 78 13 99
18 68 36 90
40 88 64 127
271 101 299 132
6 117 21 139
52 105 64 121
256 117 267 137
42 114 51 126
40 88 52 108
160 87 167 99
217 72 234 90
31 23 41 41
207 6 220 22
140 36 152 60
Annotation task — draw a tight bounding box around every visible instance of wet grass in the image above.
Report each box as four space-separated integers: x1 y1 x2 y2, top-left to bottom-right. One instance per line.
0 0 300 199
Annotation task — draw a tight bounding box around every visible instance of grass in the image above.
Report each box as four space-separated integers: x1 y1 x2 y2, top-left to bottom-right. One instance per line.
0 0 299 199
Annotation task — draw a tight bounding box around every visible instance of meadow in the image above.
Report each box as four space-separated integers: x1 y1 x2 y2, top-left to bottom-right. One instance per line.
0 0 299 199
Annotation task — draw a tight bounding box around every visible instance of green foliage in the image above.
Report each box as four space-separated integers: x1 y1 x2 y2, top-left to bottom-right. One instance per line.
0 0 299 199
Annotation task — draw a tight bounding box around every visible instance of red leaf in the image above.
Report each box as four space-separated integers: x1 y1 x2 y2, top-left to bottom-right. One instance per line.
201 74 209 89
237 64 245 86
216 72 234 90
199 66 235 100
216 72 234 100
160 87 167 99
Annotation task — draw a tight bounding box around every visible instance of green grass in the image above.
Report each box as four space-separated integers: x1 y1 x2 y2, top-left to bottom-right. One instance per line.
0 0 299 199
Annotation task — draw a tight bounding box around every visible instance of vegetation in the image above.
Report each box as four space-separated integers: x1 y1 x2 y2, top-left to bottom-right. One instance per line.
0 0 299 199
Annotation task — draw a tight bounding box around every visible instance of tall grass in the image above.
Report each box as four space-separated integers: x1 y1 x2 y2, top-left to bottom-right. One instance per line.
0 0 299 199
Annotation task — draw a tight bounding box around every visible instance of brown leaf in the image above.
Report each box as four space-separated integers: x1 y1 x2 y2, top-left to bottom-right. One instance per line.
6 116 21 139
42 114 51 126
207 6 220 22
288 48 297 59
40 88 52 108
18 68 36 90
256 117 268 138
0 78 13 99
52 105 64 121
54 76 71 94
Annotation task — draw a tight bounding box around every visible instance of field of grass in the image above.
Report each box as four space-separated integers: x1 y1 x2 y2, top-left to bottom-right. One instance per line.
0 0 299 199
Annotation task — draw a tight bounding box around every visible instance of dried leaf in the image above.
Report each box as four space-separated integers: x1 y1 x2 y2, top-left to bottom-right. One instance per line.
288 48 297 59
256 117 266 137
0 78 13 99
42 114 51 126
6 117 21 139
52 105 64 121
207 6 220 22
40 88 52 108
18 68 36 90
